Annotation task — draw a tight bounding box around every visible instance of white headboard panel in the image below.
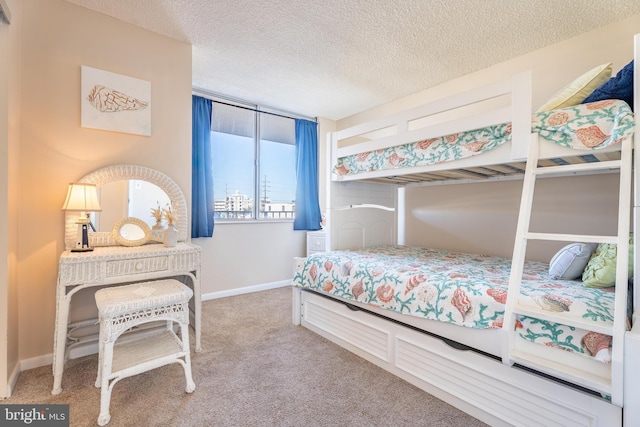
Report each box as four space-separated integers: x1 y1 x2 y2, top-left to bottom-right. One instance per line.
334 218 395 250
334 221 364 250
331 180 396 208
328 180 397 250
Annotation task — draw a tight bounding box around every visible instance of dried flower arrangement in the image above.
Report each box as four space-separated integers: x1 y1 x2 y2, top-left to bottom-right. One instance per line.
163 203 177 226
150 201 164 224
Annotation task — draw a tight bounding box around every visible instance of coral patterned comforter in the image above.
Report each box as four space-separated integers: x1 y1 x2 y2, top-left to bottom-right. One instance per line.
334 100 635 176
293 245 619 363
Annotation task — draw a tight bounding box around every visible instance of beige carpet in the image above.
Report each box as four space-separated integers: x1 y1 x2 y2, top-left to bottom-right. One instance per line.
6 287 488 426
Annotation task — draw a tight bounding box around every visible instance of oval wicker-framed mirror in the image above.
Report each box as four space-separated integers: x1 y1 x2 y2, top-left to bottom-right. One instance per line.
112 217 152 247
64 165 188 249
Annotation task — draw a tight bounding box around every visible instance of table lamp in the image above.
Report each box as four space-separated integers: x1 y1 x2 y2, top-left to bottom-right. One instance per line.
62 183 102 252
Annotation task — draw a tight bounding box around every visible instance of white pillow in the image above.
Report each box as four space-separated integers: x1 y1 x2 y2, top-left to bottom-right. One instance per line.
549 243 599 280
536 63 612 112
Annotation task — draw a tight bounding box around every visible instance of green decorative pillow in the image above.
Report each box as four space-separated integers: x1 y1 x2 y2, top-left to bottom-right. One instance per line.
582 235 634 288
537 63 612 112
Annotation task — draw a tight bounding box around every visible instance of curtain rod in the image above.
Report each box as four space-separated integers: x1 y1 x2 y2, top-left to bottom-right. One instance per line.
192 88 317 123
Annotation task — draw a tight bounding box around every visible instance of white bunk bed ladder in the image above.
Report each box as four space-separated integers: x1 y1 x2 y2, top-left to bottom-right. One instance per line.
502 134 632 407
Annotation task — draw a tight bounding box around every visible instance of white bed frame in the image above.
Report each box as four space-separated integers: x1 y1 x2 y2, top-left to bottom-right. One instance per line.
292 34 640 426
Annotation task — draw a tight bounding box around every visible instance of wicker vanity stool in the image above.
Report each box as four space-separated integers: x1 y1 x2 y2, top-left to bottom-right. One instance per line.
94 279 196 426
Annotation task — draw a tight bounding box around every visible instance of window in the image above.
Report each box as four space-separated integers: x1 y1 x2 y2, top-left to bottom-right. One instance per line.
210 100 296 221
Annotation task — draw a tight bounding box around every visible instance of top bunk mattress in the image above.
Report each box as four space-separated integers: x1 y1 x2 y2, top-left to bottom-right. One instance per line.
334 100 634 179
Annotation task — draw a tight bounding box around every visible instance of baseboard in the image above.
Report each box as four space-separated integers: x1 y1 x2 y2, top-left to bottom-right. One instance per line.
68 342 99 360
2 361 20 398
201 280 290 301
17 353 52 376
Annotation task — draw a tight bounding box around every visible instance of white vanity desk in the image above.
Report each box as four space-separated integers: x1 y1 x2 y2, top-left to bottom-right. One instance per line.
52 242 201 395
52 164 202 395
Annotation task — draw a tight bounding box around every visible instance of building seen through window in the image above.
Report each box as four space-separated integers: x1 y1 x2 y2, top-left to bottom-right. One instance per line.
210 100 296 220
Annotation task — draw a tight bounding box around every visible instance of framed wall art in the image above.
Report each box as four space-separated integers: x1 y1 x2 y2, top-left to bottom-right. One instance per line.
81 65 151 136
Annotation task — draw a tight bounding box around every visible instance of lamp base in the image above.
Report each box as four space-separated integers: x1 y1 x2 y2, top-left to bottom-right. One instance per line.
74 221 93 253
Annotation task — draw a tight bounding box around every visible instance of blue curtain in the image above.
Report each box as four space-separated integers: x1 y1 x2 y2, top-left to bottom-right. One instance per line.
293 119 322 231
191 95 214 238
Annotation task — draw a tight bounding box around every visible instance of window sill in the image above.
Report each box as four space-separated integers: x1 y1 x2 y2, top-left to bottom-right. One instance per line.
214 219 295 225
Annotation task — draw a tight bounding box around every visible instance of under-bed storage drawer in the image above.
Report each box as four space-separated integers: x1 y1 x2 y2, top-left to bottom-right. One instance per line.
302 289 392 363
299 290 620 427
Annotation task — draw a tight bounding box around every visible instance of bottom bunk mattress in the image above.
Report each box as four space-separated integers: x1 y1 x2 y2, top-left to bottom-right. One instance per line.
292 245 619 363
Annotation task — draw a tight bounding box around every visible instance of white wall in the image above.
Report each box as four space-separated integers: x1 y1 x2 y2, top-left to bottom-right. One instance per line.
403 174 621 263
195 222 304 295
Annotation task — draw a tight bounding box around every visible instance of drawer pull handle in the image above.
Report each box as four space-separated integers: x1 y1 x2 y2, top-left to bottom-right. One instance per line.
345 303 361 312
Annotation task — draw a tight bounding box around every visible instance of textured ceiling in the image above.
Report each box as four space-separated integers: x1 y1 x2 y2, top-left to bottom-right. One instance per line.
65 0 640 120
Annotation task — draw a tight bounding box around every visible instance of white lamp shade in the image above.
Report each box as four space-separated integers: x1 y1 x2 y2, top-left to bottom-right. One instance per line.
62 183 102 212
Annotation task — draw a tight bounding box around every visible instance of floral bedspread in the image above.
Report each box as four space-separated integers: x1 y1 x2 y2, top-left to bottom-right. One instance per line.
334 100 635 176
293 245 619 362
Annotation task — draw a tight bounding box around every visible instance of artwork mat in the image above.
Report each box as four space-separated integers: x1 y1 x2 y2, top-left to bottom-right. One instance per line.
81 65 151 136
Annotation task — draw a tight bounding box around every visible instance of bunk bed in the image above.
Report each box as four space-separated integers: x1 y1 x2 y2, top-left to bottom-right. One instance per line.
292 35 639 427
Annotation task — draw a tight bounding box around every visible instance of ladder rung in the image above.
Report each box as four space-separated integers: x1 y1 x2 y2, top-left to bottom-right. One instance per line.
510 350 611 394
515 305 614 336
523 232 618 244
534 159 621 176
